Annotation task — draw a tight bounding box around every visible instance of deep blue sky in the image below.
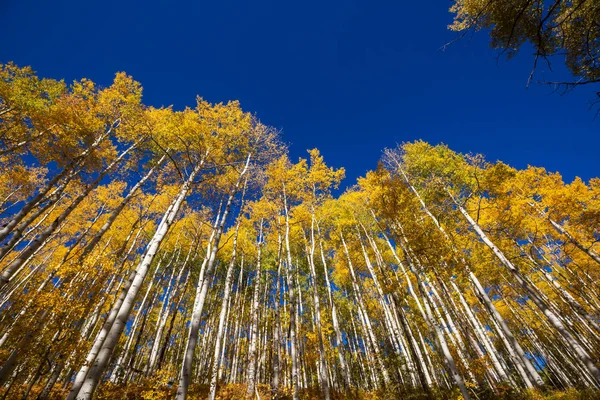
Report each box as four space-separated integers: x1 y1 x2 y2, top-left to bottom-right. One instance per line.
1 0 597 187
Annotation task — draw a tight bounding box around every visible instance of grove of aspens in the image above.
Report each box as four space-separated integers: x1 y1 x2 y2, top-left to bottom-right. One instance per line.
0 63 599 400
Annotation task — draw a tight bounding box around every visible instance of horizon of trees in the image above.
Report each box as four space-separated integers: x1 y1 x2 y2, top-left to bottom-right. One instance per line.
0 63 599 399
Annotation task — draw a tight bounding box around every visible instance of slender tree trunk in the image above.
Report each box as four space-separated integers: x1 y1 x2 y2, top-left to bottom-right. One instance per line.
73 162 201 400
246 219 264 396
305 214 330 400
66 233 158 398
175 154 251 400
208 215 243 400
282 188 300 400
271 232 283 393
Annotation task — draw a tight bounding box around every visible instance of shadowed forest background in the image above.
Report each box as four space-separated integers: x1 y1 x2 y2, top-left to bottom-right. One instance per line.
0 1 599 399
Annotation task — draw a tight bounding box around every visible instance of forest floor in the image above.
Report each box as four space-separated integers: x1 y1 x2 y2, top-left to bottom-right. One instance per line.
10 383 599 400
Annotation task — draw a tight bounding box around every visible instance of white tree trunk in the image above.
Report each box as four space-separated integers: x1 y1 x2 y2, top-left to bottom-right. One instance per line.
74 163 201 400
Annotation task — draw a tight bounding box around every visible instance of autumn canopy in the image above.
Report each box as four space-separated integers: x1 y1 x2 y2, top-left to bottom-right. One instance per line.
0 63 599 400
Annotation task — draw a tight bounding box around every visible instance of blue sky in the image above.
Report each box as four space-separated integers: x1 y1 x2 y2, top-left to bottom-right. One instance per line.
1 0 597 187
